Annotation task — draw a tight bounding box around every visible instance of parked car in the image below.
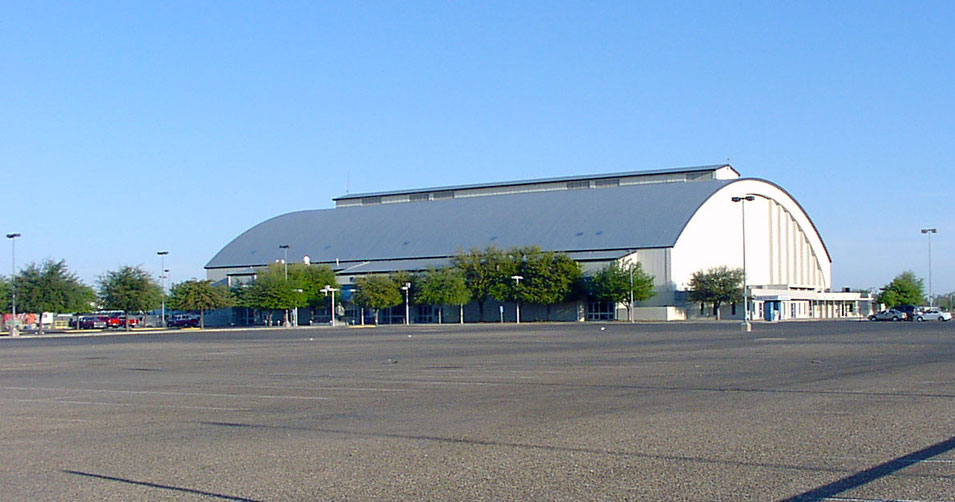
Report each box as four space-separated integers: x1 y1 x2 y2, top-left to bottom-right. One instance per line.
168 314 200 328
105 314 140 329
915 308 952 322
890 305 920 321
82 315 109 329
71 315 108 329
869 309 906 321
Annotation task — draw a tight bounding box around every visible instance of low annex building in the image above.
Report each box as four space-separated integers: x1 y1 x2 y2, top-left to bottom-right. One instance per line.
206 165 866 323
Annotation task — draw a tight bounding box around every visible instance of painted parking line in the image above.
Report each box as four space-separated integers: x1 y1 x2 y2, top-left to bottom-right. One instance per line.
0 397 252 412
822 497 948 502
0 386 333 401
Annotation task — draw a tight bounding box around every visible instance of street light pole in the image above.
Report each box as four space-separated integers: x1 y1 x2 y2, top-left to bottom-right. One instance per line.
731 196 755 332
629 264 634 323
511 275 523 324
321 285 339 326
279 245 290 326
6 233 21 337
157 251 169 328
401 282 411 325
921 228 936 307
279 245 289 280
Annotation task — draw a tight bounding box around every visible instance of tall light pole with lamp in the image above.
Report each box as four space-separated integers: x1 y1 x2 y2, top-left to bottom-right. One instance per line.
401 282 411 325
731 196 755 332
629 263 634 323
511 275 523 324
157 251 169 327
921 228 936 307
279 245 290 326
321 285 339 326
6 233 21 337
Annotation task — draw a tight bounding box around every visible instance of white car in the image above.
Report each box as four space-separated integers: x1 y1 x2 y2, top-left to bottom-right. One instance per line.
915 308 952 322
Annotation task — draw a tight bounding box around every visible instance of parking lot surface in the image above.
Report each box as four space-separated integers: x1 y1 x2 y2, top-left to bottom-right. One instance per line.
1 321 953 501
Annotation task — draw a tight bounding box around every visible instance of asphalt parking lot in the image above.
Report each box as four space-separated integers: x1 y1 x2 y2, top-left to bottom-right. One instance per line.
1 321 953 501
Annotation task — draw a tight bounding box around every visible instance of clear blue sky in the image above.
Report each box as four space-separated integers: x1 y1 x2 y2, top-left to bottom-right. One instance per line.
2 1 953 296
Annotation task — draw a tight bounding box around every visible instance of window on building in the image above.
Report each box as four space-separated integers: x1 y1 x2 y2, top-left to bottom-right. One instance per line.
433 190 455 200
587 301 615 321
416 304 435 323
409 193 430 202
361 196 382 205
567 181 591 190
594 178 620 188
731 302 736 315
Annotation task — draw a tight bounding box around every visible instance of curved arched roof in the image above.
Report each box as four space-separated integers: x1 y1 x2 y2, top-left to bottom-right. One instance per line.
206 179 736 270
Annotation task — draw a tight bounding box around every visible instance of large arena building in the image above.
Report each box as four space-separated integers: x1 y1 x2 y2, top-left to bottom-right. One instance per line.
206 164 867 323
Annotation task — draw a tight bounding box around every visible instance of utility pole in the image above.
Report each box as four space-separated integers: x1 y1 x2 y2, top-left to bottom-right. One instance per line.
731 196 755 331
157 251 169 328
511 275 523 324
6 233 21 336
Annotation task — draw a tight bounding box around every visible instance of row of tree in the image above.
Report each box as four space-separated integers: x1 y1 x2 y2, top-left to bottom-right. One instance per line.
232 246 658 324
0 260 230 332
20 249 927 329
0 247 665 329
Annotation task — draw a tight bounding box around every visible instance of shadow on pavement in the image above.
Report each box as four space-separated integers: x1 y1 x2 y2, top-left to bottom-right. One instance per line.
779 435 955 501
62 470 262 502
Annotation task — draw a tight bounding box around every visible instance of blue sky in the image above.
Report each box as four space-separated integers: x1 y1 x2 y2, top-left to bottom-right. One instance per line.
2 1 953 296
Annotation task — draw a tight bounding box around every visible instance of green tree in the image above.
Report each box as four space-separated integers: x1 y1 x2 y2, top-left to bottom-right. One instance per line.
352 275 402 325
0 276 10 313
98 266 162 331
936 291 955 312
243 269 304 326
389 271 417 302
452 246 507 321
876 271 925 307
591 261 656 321
416 268 471 323
687 266 744 320
287 263 338 309
167 279 233 329
488 247 583 321
14 260 96 335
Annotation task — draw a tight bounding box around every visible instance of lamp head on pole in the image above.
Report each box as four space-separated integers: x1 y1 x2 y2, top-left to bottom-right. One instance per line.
921 228 936 234
157 250 169 256
6 233 20 239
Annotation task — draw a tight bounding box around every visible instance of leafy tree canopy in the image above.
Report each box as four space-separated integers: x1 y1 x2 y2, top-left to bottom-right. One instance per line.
286 263 338 308
0 276 10 313
352 275 402 323
688 266 743 319
243 271 304 311
13 260 95 315
168 279 233 329
591 261 656 307
389 271 418 305
488 246 582 305
451 246 508 319
876 271 925 306
416 268 471 308
98 266 162 329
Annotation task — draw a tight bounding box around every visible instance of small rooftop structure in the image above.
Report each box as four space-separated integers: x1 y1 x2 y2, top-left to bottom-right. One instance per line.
333 164 739 208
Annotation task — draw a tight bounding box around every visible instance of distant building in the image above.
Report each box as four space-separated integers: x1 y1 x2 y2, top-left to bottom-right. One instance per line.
206 164 866 323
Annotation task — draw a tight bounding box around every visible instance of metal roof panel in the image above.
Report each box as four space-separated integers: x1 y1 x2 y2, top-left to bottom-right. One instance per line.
206 179 733 269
